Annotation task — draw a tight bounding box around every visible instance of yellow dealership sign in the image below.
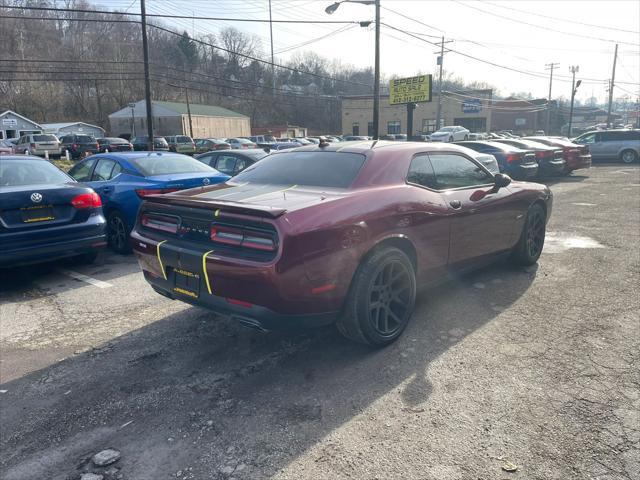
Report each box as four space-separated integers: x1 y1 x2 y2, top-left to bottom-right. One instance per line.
389 74 433 105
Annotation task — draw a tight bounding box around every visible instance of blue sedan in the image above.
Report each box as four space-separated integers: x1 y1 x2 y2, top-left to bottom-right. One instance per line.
68 152 230 253
0 156 106 268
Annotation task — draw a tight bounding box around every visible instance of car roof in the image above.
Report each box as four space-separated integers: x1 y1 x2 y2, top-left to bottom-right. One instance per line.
274 140 492 157
1 155 49 161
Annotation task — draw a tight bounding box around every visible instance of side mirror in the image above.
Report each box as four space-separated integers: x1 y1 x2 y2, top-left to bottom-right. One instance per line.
493 173 512 191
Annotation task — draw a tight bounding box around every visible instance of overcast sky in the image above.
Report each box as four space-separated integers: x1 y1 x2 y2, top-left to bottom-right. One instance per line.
98 0 640 103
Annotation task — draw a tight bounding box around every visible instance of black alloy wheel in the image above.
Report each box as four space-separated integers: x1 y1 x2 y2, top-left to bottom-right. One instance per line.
510 203 546 266
367 260 413 337
337 246 417 347
108 211 131 254
526 208 545 259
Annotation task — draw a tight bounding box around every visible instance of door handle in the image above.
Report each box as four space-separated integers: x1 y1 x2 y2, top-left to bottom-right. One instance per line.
449 200 462 209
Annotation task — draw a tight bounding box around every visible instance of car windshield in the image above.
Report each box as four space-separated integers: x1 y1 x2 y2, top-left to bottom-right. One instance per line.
233 151 366 188
0 158 71 186
436 127 455 132
75 135 95 144
33 135 58 142
127 154 214 176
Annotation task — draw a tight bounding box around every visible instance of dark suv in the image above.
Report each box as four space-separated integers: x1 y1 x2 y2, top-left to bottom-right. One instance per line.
131 136 170 151
59 134 99 159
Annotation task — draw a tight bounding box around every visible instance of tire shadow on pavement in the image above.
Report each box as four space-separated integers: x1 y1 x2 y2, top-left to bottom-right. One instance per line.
0 261 537 480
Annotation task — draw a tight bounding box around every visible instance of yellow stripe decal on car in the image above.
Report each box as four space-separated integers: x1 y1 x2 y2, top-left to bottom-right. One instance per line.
202 250 215 294
156 240 168 280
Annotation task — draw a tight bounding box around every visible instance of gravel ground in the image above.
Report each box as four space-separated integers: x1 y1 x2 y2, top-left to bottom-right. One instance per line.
1 164 639 480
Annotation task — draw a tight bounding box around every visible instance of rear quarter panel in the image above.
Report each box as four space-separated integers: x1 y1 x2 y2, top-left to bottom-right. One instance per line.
276 185 450 302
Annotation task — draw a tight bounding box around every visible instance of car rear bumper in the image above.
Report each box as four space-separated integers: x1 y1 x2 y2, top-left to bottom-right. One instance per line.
538 158 566 174
33 147 62 156
508 163 538 180
144 271 336 330
131 230 340 329
0 233 107 268
566 154 592 170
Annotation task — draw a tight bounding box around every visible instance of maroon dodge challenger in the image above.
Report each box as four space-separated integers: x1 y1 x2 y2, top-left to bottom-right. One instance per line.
132 141 552 346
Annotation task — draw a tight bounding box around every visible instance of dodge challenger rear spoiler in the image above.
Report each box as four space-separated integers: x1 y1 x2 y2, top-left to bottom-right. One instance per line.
144 194 288 218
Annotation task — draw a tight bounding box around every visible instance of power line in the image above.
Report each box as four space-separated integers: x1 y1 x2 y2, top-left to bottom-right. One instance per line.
483 0 640 35
450 0 639 47
381 23 640 87
149 23 372 88
0 5 365 24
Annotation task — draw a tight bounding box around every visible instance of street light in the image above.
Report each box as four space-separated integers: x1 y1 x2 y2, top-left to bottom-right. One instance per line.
128 102 136 139
568 65 581 137
326 0 380 139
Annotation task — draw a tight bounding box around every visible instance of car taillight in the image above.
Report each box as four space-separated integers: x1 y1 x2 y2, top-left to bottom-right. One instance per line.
72 143 78 149
30 143 36 148
141 213 179 233
71 192 102 209
135 188 180 198
243 231 277 251
210 224 276 251
535 150 553 159
565 147 580 158
95 143 99 149
505 153 521 163
210 225 243 246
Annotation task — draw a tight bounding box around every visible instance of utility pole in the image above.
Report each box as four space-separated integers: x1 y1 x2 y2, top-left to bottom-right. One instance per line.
268 0 275 95
606 43 618 128
372 0 380 139
185 86 193 138
568 65 580 137
545 62 559 134
140 0 154 150
435 36 453 131
407 103 415 139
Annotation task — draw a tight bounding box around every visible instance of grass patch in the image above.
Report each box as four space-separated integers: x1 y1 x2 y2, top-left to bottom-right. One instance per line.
52 158 74 172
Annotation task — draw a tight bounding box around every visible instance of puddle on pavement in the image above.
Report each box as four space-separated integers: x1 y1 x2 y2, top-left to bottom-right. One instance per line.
544 232 606 254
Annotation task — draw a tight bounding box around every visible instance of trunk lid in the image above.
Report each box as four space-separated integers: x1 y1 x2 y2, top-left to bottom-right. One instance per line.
144 172 229 190
146 183 349 218
0 183 94 232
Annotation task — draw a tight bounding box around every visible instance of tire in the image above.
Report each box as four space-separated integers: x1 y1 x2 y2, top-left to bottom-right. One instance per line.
464 135 469 141
510 203 546 266
620 149 638 164
107 211 131 254
336 246 416 347
448 136 453 143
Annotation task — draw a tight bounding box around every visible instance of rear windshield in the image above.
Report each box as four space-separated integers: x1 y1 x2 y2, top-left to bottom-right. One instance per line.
127 154 214 176
0 159 72 186
177 136 192 143
33 135 58 142
76 135 95 144
107 138 128 144
233 151 366 188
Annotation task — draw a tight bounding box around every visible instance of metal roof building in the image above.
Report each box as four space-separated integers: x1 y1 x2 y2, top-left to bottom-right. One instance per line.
108 100 251 139
0 110 43 140
41 122 105 138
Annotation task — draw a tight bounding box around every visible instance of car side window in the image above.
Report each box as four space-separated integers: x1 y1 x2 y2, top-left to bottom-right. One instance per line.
429 153 492 190
578 133 596 144
198 153 215 166
216 155 238 175
68 158 97 182
407 154 437 189
235 158 249 174
91 159 117 181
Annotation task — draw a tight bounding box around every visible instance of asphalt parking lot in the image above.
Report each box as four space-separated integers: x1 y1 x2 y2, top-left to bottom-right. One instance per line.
1 164 639 480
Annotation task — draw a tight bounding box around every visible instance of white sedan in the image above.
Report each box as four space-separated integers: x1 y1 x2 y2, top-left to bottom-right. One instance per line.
429 126 470 142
